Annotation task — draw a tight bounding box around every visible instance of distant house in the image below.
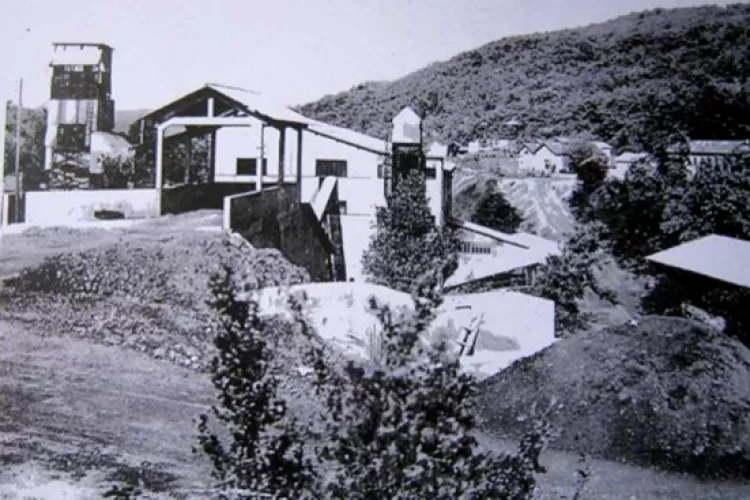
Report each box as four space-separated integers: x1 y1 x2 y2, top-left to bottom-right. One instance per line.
590 141 615 164
467 141 481 154
668 140 750 173
517 140 572 174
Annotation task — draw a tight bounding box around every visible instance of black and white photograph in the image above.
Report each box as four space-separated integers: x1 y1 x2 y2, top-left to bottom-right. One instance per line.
1 0 750 498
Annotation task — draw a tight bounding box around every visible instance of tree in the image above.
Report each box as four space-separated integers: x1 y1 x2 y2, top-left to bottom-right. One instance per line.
362 169 460 293
640 150 750 343
195 268 319 499
198 266 554 499
4 103 47 191
590 159 671 272
472 190 524 233
568 142 610 223
98 153 155 189
316 268 551 498
590 144 750 345
529 221 616 336
100 154 133 189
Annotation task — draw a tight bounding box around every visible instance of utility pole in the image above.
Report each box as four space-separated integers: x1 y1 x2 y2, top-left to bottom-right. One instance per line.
0 97 7 247
13 78 23 223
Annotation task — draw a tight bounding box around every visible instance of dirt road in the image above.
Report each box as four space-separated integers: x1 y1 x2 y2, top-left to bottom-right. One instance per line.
0 320 214 498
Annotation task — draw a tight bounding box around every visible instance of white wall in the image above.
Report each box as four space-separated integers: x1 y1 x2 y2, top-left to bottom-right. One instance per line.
426 157 444 226
24 189 159 225
210 121 449 220
518 146 567 173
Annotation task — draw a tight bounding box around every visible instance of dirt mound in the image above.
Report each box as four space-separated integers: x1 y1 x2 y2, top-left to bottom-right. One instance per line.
477 316 750 478
0 231 310 372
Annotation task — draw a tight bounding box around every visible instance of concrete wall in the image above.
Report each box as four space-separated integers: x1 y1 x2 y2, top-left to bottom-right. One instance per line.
227 186 333 281
161 182 255 215
24 189 159 225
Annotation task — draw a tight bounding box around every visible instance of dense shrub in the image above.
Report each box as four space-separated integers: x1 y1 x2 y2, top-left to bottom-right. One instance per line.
198 266 553 498
362 169 460 294
528 221 615 336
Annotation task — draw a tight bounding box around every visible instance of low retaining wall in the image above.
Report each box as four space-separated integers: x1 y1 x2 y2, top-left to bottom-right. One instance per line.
161 182 256 215
227 186 333 281
24 189 159 225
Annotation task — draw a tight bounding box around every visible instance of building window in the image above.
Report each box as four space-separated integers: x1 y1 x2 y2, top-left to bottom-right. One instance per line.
316 159 348 177
56 124 87 151
236 158 268 176
425 167 437 180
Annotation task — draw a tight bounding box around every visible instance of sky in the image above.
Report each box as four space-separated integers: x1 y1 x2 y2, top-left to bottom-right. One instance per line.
0 0 744 110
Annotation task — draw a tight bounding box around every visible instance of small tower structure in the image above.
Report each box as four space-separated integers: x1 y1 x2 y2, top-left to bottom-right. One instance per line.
44 43 115 175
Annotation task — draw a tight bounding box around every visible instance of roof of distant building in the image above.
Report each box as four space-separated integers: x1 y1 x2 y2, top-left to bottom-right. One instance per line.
427 142 448 158
541 140 574 156
143 83 391 155
668 140 749 155
616 152 649 162
646 234 750 289
444 219 560 288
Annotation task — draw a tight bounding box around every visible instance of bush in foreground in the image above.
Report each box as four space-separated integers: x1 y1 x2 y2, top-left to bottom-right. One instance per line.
197 266 552 499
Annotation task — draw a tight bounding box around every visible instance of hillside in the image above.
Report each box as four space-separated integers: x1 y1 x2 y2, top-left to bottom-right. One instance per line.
114 109 150 135
452 170 576 241
298 4 750 149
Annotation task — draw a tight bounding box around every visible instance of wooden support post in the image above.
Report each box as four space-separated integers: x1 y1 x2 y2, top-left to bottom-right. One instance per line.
296 127 303 201
277 126 286 187
207 129 216 184
155 126 165 214
184 133 192 185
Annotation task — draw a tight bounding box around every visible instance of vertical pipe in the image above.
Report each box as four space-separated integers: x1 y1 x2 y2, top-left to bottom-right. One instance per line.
277 125 285 187
0 94 8 238
14 79 23 223
296 127 303 202
258 124 265 190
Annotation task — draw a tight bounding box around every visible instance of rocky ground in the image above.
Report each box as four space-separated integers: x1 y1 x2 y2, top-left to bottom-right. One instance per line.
4 321 750 499
478 316 750 480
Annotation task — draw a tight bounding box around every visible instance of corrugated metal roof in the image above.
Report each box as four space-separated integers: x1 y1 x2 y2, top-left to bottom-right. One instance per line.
666 140 749 155
687 140 748 155
616 152 648 163
207 84 388 153
646 234 750 289
445 220 560 288
454 220 560 253
206 83 312 125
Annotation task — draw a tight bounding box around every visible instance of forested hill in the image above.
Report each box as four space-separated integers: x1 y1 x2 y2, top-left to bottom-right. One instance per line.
297 3 750 150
